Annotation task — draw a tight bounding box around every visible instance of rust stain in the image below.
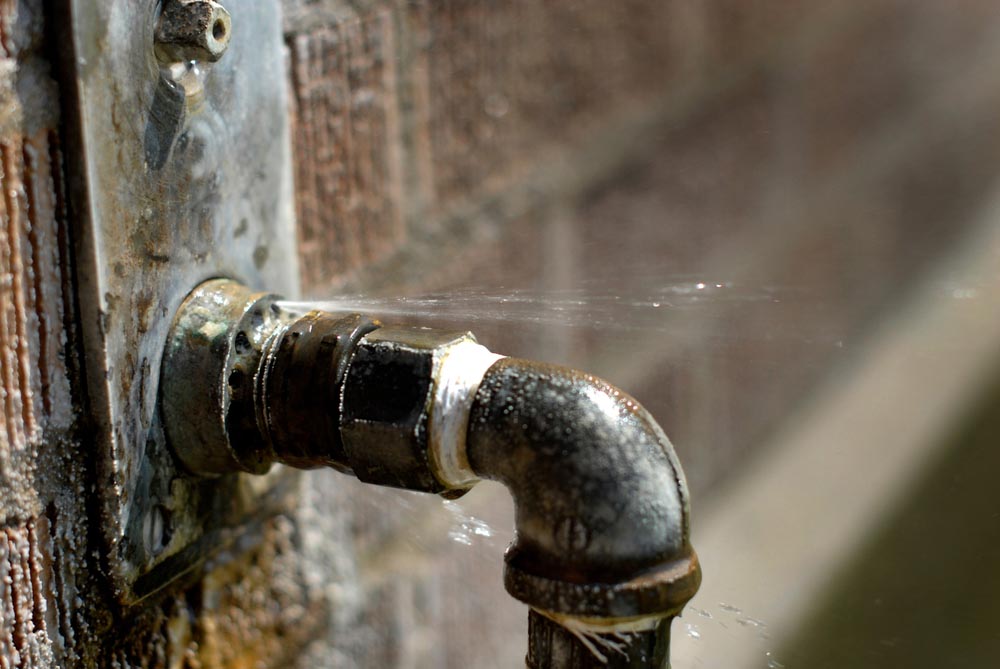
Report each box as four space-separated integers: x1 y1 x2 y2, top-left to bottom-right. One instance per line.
153 516 328 669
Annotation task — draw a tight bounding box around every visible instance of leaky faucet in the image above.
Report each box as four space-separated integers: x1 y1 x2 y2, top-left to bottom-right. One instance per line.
161 279 701 668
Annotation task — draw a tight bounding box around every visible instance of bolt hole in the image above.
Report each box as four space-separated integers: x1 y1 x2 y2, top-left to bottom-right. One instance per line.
229 368 245 389
213 19 226 40
234 330 252 354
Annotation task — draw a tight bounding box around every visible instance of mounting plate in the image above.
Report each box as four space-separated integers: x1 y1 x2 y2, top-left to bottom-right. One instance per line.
66 0 299 602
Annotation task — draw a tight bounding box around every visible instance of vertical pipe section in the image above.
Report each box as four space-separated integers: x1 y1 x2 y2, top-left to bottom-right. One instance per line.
528 610 671 668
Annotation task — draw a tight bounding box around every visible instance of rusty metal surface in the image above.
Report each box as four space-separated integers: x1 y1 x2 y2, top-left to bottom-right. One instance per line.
160 279 380 478
155 0 232 63
161 280 286 477
64 0 297 603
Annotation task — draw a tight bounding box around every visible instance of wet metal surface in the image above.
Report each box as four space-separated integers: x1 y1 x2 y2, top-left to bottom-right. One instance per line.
160 279 700 666
467 359 699 617
64 0 296 602
340 326 477 494
527 610 671 668
161 280 288 476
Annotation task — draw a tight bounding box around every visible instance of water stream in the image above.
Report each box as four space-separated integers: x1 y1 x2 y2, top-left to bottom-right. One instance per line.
281 279 796 330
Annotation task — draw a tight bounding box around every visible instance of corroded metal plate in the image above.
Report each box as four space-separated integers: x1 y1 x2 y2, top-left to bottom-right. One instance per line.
65 0 299 602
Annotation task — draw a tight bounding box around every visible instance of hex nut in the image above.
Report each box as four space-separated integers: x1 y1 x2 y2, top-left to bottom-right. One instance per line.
340 326 473 493
155 0 232 64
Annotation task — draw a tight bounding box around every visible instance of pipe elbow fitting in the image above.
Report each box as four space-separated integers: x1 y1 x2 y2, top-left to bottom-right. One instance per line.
465 358 700 620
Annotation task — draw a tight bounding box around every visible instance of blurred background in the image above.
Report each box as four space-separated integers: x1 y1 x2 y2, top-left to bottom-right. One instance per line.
281 1 1000 666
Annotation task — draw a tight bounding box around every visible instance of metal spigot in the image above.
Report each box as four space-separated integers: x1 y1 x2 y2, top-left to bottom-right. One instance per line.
155 0 232 64
161 279 700 668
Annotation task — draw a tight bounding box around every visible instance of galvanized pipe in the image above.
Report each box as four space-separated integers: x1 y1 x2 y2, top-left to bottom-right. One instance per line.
467 358 700 667
160 279 700 667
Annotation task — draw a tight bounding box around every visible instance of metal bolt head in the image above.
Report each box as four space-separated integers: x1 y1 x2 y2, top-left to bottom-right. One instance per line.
341 326 474 493
155 0 232 63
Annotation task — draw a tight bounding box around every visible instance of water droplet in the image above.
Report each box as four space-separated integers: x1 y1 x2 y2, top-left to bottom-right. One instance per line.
443 500 495 547
685 623 701 640
484 93 510 118
737 616 767 628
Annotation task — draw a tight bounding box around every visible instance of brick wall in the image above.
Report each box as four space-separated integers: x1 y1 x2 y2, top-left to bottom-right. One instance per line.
0 2 107 664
